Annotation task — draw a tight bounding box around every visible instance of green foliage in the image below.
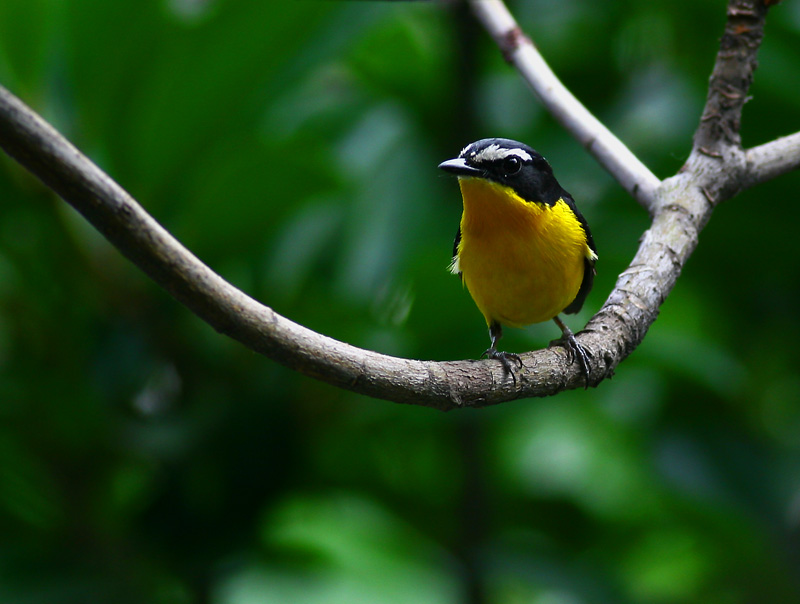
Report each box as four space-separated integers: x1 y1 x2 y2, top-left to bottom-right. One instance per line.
1 0 800 602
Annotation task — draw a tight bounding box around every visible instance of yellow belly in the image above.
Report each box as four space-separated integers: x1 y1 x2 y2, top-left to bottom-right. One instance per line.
457 178 589 328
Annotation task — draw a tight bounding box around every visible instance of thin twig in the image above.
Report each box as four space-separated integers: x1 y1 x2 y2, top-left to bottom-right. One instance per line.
468 0 661 212
743 131 800 189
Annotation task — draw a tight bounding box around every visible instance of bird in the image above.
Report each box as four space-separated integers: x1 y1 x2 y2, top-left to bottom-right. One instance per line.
438 138 597 385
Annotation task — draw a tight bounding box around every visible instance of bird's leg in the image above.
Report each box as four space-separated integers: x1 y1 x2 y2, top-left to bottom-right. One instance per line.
483 321 523 382
551 316 591 388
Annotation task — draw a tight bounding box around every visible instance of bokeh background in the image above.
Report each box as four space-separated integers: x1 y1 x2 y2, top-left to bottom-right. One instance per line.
1 0 800 602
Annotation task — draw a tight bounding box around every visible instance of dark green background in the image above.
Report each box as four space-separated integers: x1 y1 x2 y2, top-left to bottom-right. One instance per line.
1 0 800 602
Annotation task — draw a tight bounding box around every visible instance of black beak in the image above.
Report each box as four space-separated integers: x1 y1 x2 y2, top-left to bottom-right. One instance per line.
438 157 483 176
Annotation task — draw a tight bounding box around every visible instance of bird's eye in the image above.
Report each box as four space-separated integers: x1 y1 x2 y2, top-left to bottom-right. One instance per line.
503 156 522 175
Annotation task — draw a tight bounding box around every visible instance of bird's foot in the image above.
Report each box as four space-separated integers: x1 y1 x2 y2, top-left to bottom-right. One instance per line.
549 332 591 389
483 347 523 384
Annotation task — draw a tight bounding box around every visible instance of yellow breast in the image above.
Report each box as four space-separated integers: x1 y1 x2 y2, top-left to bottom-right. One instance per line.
456 178 591 327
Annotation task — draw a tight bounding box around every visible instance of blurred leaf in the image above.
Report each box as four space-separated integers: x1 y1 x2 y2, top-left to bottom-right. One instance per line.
212 492 460 604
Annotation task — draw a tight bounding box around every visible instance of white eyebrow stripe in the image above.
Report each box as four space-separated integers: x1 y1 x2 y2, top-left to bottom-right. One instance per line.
465 144 532 163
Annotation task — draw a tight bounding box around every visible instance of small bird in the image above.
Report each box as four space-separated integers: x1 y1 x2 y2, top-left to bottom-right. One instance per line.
439 138 597 385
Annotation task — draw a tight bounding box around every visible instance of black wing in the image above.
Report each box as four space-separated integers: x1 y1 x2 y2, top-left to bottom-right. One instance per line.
452 225 462 279
562 193 597 315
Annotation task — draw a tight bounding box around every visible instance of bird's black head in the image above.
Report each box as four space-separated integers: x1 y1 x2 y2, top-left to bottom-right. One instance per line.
438 138 564 205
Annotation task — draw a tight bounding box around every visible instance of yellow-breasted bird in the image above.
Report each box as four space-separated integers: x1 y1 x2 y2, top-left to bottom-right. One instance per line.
439 138 597 384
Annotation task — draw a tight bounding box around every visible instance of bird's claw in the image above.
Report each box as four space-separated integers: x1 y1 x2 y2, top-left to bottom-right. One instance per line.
549 333 591 389
483 348 523 384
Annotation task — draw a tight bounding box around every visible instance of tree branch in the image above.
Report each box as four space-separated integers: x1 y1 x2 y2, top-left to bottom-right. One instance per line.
468 0 661 212
743 131 800 189
679 0 777 213
693 0 767 155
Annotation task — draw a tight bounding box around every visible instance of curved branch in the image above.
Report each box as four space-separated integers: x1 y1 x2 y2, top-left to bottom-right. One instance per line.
0 81 715 410
0 83 601 410
468 0 661 211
